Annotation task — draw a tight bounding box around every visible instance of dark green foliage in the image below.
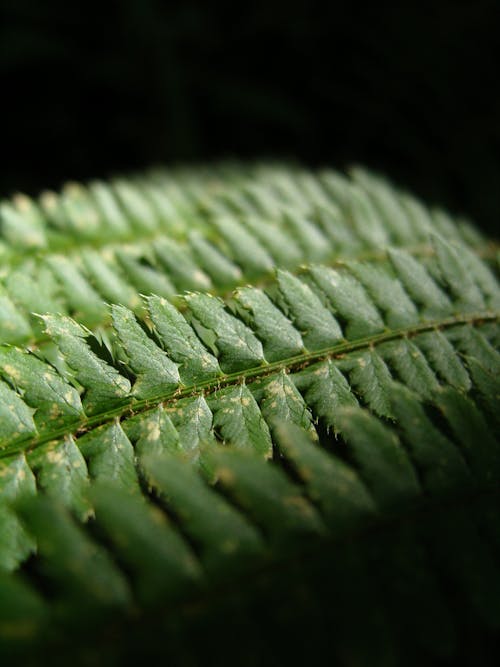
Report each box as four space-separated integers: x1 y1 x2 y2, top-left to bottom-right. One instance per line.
0 164 498 666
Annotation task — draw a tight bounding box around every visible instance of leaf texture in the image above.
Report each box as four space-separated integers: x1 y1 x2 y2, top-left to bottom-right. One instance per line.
0 163 498 666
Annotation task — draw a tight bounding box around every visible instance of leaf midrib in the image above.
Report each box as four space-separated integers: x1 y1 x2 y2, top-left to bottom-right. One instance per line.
2 310 497 460
4 237 498 274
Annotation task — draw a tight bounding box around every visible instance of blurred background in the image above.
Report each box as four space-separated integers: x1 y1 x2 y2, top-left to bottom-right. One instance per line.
0 0 499 234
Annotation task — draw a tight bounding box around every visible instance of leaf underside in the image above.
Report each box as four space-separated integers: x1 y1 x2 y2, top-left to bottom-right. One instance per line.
0 163 499 666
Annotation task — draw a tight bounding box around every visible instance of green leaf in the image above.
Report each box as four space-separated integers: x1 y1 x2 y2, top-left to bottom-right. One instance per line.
111 304 179 399
0 379 36 447
0 196 46 249
27 436 92 520
45 255 107 326
132 405 180 458
456 241 500 309
348 262 419 329
345 185 390 246
257 370 317 437
209 384 272 457
434 388 500 485
314 204 361 251
204 448 327 548
89 181 130 235
244 215 303 266
0 454 36 571
336 350 393 418
90 483 202 605
0 346 83 429
147 295 221 384
336 407 421 510
274 269 343 350
432 234 485 311
307 265 384 339
115 250 176 299
390 385 471 496
5 268 64 329
415 331 470 391
16 496 131 608
81 250 140 310
231 286 304 361
0 289 31 344
78 422 140 493
211 216 274 274
380 339 440 400
273 422 376 530
293 360 358 431
184 292 265 373
464 355 500 428
388 248 452 318
448 326 500 372
350 168 416 243
188 231 243 286
59 185 102 240
166 395 214 455
141 454 265 576
41 315 130 414
282 210 330 261
112 180 158 232
0 162 498 665
154 238 212 291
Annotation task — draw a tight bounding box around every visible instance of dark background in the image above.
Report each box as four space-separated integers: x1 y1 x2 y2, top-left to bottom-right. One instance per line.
1 0 499 234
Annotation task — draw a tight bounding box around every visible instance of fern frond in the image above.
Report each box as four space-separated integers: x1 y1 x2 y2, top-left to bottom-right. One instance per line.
0 165 495 347
0 164 499 666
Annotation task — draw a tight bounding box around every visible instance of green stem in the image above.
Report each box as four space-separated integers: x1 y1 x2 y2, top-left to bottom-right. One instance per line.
2 310 497 460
